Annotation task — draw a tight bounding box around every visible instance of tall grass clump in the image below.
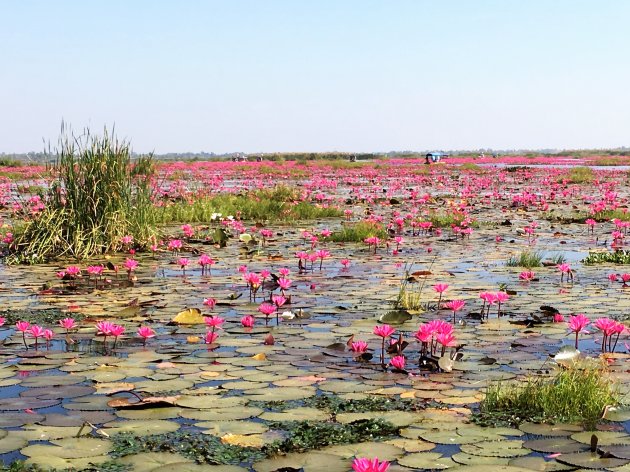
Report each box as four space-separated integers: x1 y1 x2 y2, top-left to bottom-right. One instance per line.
506 250 544 268
328 220 388 243
563 166 594 184
583 250 630 265
459 163 483 172
8 126 157 263
428 210 477 228
592 208 630 222
475 364 619 428
157 186 342 223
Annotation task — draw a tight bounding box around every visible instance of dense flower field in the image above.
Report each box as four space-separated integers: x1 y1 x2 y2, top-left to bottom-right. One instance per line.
0 157 629 471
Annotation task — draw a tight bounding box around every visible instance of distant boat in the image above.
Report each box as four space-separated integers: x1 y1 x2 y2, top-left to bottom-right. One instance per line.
425 152 448 163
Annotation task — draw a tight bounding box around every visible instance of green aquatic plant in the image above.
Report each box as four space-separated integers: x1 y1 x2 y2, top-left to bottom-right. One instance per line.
263 418 399 454
328 220 388 243
583 250 630 265
8 126 157 263
563 166 594 184
155 186 342 223
304 394 421 414
111 431 265 465
548 252 567 265
506 250 544 268
474 363 619 428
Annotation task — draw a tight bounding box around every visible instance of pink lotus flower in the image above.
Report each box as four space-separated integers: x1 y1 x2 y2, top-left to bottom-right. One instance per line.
436 331 457 346
315 249 331 270
124 258 138 272
181 224 194 238
321 229 332 237
364 236 380 253
241 315 255 328
0 316 5 327
350 341 369 353
277 278 292 292
568 314 590 349
87 265 104 276
272 294 287 307
178 257 189 269
340 258 351 268
557 263 572 282
198 254 215 274
444 299 465 323
244 272 261 287
278 267 290 277
59 318 76 333
96 321 114 344
121 235 134 245
389 355 406 371
43 329 54 348
110 324 125 346
203 298 217 310
260 269 271 279
168 239 183 251
595 317 617 336
433 283 449 306
352 457 390 472
553 313 565 323
205 331 219 344
66 266 81 277
137 326 156 346
495 291 509 314
595 317 625 353
56 271 66 279
16 321 30 349
204 316 225 329
16 321 30 332
519 270 535 281
373 325 395 338
414 324 433 344
374 324 395 369
29 325 45 338
29 325 45 350
258 302 276 325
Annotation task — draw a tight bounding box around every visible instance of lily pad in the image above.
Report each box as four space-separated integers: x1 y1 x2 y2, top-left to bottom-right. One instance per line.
398 452 458 469
321 441 404 460
518 422 583 436
556 452 629 469
571 431 630 446
118 452 193 472
102 419 180 436
253 452 348 472
379 310 412 324
0 432 28 454
21 438 112 459
523 438 586 454
173 308 205 324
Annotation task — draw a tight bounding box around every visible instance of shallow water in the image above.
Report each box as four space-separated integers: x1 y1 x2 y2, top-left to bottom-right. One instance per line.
1 164 629 471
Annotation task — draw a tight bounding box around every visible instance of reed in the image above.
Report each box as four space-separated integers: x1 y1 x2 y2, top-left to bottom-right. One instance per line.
8 126 157 263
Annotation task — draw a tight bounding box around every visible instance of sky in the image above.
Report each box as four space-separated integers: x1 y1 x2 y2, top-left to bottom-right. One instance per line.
1 0 629 154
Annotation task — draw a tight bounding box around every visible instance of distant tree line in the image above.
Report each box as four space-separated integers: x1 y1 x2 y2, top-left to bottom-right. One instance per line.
3 147 630 165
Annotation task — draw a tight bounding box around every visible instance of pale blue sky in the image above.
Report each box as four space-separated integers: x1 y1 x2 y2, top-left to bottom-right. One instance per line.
1 1 629 153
